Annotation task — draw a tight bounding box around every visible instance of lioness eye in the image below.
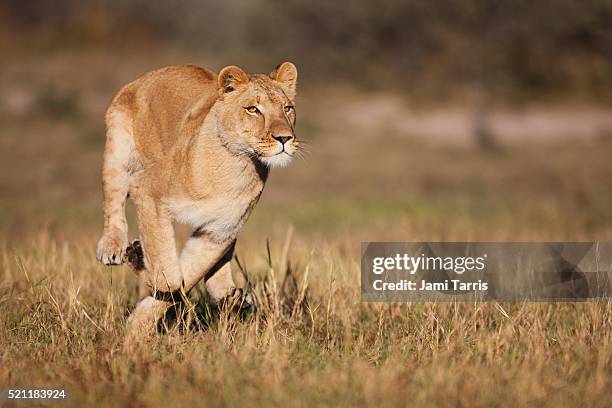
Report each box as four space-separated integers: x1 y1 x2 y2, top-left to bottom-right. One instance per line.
245 106 259 114
284 106 294 113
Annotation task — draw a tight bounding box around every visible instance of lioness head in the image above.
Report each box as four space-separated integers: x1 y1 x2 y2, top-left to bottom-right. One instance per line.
215 62 299 168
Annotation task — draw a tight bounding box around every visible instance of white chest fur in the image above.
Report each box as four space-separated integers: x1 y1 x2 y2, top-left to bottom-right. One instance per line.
165 193 258 242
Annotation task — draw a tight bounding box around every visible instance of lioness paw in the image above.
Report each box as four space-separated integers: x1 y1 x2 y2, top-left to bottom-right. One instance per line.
219 287 256 314
96 232 128 265
125 240 145 271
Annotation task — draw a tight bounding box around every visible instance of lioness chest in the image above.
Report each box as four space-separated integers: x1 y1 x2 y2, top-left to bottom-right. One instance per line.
164 188 263 241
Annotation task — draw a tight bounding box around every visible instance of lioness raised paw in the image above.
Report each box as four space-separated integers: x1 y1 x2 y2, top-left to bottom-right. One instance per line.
96 230 128 265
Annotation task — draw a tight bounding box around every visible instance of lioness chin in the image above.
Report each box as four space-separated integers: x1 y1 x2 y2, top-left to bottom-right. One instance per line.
95 62 299 335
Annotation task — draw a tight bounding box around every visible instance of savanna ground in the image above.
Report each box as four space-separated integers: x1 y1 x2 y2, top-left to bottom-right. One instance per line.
1 49 611 407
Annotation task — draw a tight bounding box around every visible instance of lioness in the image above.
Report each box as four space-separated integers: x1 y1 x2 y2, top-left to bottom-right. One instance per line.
95 62 298 333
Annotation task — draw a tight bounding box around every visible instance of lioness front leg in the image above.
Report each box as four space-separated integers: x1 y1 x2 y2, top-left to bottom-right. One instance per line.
127 196 239 335
96 110 133 265
181 233 254 312
180 233 238 303
133 198 238 295
132 193 182 293
125 192 183 338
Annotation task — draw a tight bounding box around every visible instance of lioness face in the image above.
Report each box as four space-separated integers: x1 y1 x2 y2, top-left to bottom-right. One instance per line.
216 63 299 168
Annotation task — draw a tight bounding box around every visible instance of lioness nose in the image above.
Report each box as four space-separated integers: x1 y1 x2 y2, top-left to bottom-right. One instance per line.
273 135 293 145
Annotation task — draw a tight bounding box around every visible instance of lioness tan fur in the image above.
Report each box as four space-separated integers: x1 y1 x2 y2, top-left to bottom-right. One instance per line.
95 62 299 334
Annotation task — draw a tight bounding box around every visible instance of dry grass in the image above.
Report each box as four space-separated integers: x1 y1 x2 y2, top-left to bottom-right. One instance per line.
1 49 611 407
1 233 610 407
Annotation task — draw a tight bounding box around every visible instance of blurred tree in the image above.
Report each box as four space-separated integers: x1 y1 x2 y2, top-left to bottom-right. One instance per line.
2 0 611 100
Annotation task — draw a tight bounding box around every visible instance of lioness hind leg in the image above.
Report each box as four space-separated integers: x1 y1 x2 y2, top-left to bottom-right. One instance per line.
180 234 237 302
181 236 254 310
96 109 134 265
125 296 175 342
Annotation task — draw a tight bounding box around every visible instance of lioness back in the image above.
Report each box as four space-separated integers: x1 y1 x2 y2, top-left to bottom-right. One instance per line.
108 64 218 166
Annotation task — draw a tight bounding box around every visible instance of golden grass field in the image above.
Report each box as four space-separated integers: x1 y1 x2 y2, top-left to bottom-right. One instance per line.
1 50 611 407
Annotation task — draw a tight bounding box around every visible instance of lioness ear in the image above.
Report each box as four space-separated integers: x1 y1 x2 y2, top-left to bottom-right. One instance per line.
270 62 298 98
217 65 249 94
